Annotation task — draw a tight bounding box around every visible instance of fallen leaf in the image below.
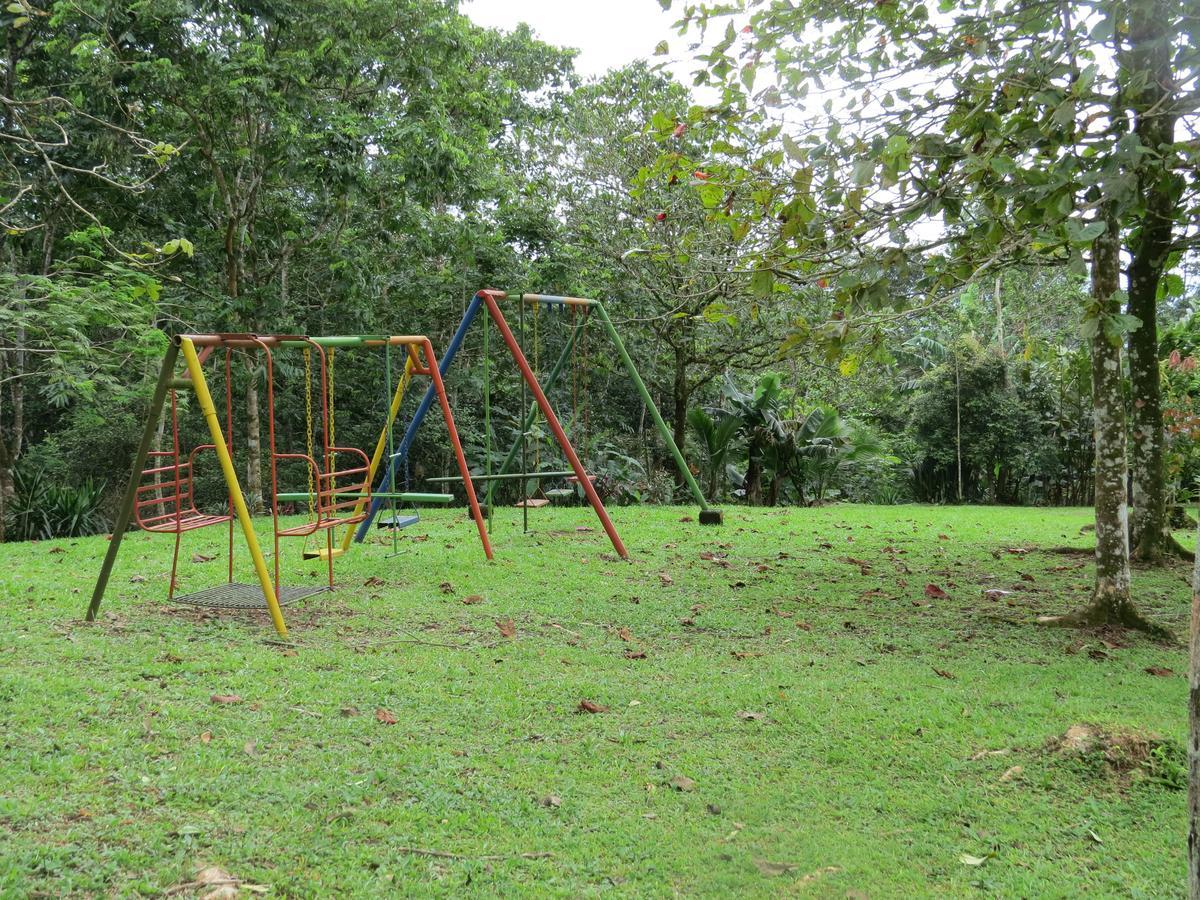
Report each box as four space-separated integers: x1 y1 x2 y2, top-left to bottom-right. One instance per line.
924 583 949 599
1145 666 1175 677
496 619 516 639
199 731 212 744
540 794 562 808
191 553 216 563
280 649 298 657
48 546 66 554
340 706 360 717
796 621 813 631
624 650 647 660
669 775 696 792
363 576 385 587
210 694 242 705
462 594 485 605
243 740 258 757
129 575 146 584
617 626 633 642
577 699 608 714
999 764 1023 782
736 710 766 721
375 707 398 725
960 854 987 867
658 572 674 586
575 526 594 532
932 668 955 680
439 581 454 594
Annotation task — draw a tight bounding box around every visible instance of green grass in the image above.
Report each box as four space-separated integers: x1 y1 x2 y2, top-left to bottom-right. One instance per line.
0 504 1190 897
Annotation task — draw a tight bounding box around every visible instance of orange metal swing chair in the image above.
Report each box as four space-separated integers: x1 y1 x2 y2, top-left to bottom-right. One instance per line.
254 335 372 593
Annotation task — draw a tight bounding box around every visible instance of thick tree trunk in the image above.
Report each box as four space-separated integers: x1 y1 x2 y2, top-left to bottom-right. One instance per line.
1041 219 1154 631
1126 0 1185 562
244 358 265 516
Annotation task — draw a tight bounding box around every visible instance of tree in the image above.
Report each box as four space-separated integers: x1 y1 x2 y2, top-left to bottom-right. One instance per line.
659 0 1199 629
0 2 173 540
519 64 785 484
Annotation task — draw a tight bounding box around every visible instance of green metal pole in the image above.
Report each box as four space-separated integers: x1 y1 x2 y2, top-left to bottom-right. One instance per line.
484 316 585 512
593 302 711 512
86 340 180 621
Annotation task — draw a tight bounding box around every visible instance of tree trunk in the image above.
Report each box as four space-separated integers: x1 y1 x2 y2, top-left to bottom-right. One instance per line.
1190 511 1200 899
744 439 763 506
244 357 265 516
1040 218 1154 631
1126 0 1185 562
671 349 689 494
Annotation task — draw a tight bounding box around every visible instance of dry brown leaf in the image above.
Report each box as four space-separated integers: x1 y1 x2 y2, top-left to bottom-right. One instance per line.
375 707 398 725
1145 666 1175 677
210 694 242 705
496 619 516 639
340 706 360 717
577 699 608 714
658 572 674 586
999 765 1023 782
462 595 485 605
191 553 216 563
924 583 949 599
736 710 766 721
669 775 696 792
363 576 385 587
617 626 633 642
932 668 955 680
199 731 212 744
540 794 562 808
796 621 813 631
439 581 454 594
624 650 647 660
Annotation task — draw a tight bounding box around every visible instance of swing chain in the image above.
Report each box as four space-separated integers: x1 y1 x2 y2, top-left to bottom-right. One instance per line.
303 347 316 518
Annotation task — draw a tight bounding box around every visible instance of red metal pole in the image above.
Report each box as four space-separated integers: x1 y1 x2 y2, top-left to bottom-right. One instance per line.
477 290 628 559
420 338 494 561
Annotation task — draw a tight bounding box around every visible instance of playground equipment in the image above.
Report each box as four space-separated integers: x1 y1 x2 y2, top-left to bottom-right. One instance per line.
353 290 723 558
85 332 490 639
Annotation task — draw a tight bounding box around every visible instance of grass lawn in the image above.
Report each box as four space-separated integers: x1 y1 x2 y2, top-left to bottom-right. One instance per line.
0 504 1191 897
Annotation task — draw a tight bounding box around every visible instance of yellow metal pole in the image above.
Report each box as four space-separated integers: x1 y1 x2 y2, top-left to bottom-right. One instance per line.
335 356 416 555
180 338 289 638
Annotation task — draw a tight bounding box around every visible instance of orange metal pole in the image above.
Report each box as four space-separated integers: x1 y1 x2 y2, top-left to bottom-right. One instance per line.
419 337 493 561
476 290 628 559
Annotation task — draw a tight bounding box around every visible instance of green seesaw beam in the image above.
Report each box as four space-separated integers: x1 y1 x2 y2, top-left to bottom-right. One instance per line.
275 491 453 504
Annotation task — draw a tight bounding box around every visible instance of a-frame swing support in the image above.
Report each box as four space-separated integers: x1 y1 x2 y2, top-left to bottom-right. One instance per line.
86 337 290 638
354 290 722 547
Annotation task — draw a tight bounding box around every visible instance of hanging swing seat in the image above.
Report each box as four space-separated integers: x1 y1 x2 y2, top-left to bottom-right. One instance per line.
515 497 550 509
274 449 372 538
545 488 575 500
377 513 422 530
135 449 233 534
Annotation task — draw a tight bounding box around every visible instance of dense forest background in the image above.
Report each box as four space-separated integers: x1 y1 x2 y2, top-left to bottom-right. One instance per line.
1 0 1198 548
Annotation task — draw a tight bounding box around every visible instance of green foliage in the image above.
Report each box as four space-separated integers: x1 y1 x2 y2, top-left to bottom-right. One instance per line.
6 467 108 540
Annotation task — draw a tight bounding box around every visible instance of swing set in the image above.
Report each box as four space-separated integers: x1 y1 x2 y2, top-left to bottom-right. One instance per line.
86 332 490 639
355 289 723 559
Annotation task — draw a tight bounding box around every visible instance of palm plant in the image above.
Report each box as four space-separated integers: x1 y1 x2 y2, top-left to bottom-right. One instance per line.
791 406 886 505
687 406 741 502
721 373 791 505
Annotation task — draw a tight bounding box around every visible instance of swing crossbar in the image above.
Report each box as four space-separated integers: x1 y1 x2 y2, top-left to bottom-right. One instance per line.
278 490 452 504
520 293 598 307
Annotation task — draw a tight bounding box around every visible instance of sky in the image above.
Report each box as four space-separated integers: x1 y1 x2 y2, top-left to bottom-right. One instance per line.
463 0 685 80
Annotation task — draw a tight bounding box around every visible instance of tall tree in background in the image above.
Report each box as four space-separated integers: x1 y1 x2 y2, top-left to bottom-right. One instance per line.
0 2 172 539
660 0 1199 628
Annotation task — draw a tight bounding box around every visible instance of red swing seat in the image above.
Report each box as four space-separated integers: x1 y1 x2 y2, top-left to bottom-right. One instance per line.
275 447 372 537
134 448 233 534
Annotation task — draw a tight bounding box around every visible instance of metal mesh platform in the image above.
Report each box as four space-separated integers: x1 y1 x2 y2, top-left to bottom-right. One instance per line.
170 582 327 610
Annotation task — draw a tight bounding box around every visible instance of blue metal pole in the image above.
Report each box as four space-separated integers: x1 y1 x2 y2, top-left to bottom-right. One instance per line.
354 292 485 541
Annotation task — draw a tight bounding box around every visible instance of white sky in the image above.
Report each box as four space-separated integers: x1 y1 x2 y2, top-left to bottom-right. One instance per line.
463 0 684 80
